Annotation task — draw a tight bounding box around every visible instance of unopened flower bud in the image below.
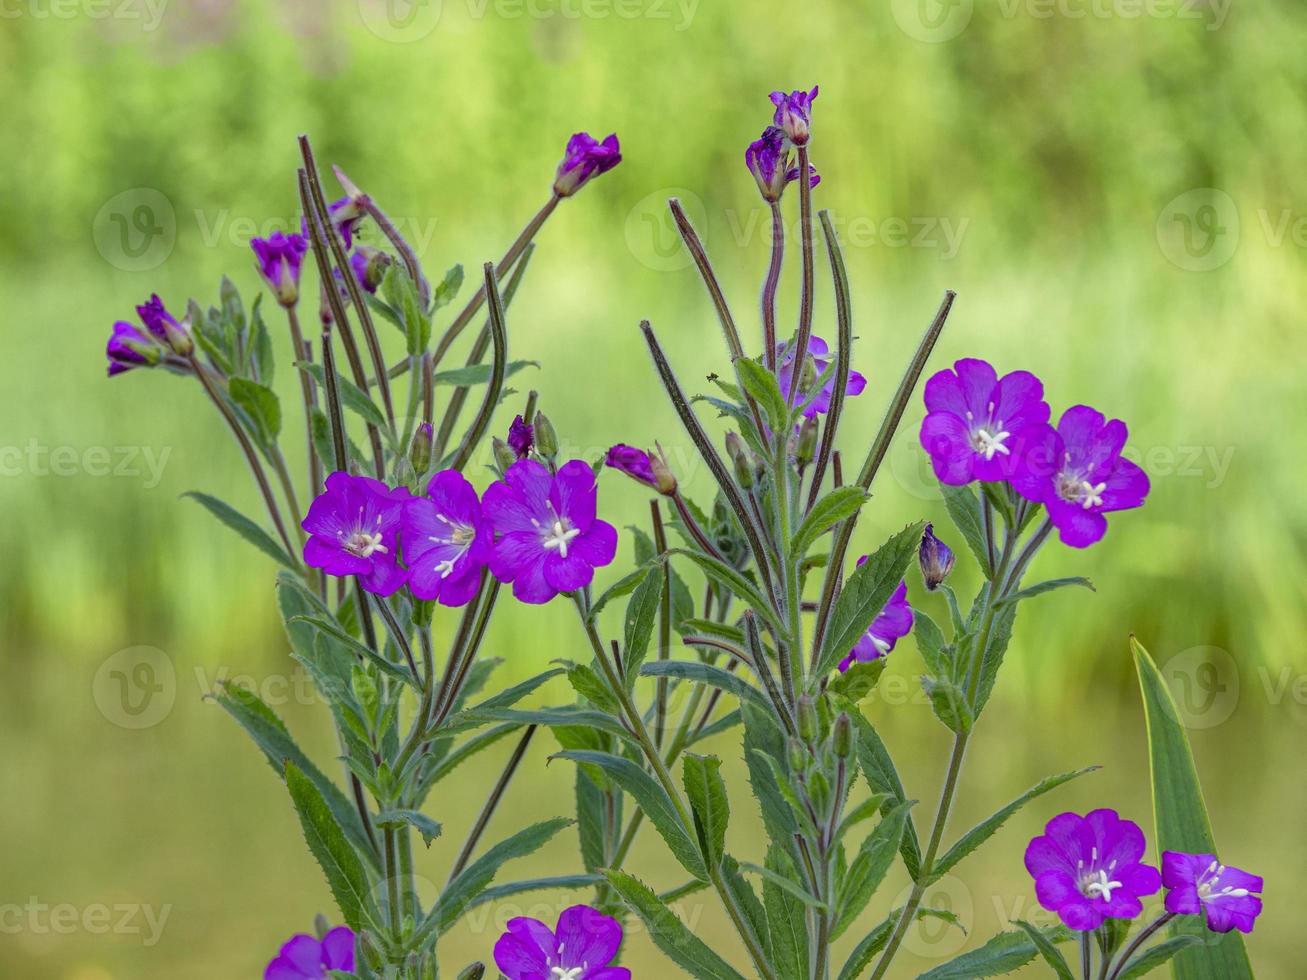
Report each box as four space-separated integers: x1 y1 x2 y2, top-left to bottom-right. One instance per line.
553 132 622 198
769 86 818 146
492 437 517 473
832 712 853 758
533 410 558 459
457 964 486 980
409 421 433 475
251 231 309 307
725 432 755 489
508 414 534 459
807 769 831 813
796 415 819 467
605 444 677 496
787 736 809 772
313 913 330 939
350 246 391 295
136 293 192 357
797 695 818 743
918 523 956 591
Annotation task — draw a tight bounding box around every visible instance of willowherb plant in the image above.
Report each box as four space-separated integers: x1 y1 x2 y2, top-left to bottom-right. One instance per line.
110 88 1262 980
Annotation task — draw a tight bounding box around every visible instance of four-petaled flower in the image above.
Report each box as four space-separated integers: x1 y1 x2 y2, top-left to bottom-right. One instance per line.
251 231 309 307
919 357 1051 486
402 470 494 607
1024 809 1162 931
483 460 618 604
776 335 867 417
553 133 622 198
302 471 409 596
1162 851 1263 934
770 86 818 145
1010 405 1150 548
494 904 630 980
264 925 355 979
839 572 913 671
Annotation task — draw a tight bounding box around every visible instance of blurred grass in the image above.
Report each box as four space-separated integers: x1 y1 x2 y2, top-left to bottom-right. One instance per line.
1 0 1305 976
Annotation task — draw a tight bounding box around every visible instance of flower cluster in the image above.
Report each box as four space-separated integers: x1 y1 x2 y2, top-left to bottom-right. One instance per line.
920 357 1150 547
744 87 820 202
301 451 617 606
1025 809 1263 934
105 294 192 376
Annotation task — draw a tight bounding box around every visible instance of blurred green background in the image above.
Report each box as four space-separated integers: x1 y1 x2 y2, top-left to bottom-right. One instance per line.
1 0 1304 976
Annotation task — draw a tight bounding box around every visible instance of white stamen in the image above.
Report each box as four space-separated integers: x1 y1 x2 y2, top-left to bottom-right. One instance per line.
973 427 1011 461
550 968 584 980
1080 481 1106 509
542 519 581 558
1083 869 1123 903
343 530 388 558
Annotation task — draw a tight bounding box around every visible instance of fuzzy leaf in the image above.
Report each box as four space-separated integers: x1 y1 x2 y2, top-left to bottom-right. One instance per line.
668 548 787 638
791 487 868 558
734 355 791 433
998 576 1095 607
297 361 388 432
845 702 923 880
918 926 1069 979
183 492 297 569
641 659 771 713
922 675 973 734
683 753 729 869
375 808 443 847
623 566 664 684
284 762 374 932
832 801 912 940
1012 920 1075 980
939 481 993 578
762 847 808 977
229 377 281 443
1117 935 1208 979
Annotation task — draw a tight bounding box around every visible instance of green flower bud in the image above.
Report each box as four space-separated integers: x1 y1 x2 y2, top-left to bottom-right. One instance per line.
457 964 486 980
797 695 818 743
787 736 809 773
725 431 755 489
533 410 558 459
409 421 433 476
492 436 517 473
796 414 819 466
832 712 853 758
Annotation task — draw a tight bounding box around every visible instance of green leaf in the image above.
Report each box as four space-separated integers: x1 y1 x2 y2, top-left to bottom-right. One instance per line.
640 660 771 713
675 617 746 645
284 762 374 932
288 615 414 687
602 871 748 980
939 481 993 578
249 299 275 384
430 263 464 312
1117 935 1208 979
375 809 443 847
553 749 707 880
845 702 923 880
838 913 899 980
913 610 952 680
814 522 926 678
741 702 798 847
791 487 868 558
733 355 791 432
1133 637 1256 980
929 766 1098 883
682 753 729 869
918 927 1069 979
922 675 973 734
431 359 538 387
462 874 603 912
588 559 661 620
832 801 912 940
739 860 825 910
623 566 664 683
297 361 388 432
561 661 622 714
667 548 787 639
1012 920 1076 980
381 263 432 356
997 576 1095 607
762 847 808 978
183 492 297 569
229 377 281 443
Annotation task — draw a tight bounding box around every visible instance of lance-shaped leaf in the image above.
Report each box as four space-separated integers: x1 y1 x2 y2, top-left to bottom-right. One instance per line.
284 762 375 932
552 749 706 881
843 699 923 879
683 753 729 869
297 361 388 432
922 675 973 734
603 870 748 980
183 492 297 569
641 660 771 713
997 576 1094 608
918 926 1070 979
814 522 925 678
668 548 787 638
1012 920 1075 980
832 800 913 940
791 486 868 558
228 377 282 444
375 809 442 848
762 846 809 978
1133 637 1255 980
623 566 664 682
1116 935 1208 979
734 355 791 433
928 766 1099 883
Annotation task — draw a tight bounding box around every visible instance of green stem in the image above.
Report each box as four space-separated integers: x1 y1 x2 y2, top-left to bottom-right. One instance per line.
1106 913 1176 980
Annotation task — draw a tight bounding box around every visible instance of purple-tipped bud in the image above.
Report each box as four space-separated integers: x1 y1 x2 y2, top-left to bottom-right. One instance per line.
919 523 956 591
251 231 309 307
769 86 818 146
605 444 677 496
410 421 433 475
508 415 534 459
553 132 622 198
747 127 821 203
135 294 192 357
106 320 162 377
350 246 390 295
303 196 366 250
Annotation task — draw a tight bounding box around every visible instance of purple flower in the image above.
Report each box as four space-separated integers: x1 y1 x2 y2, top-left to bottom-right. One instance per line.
302 197 365 249
746 127 820 202
494 904 630 980
301 471 410 596
251 231 309 307
839 573 913 671
1010 406 1150 548
919 358 1051 486
918 523 955 591
106 319 161 377
1162 852 1263 934
776 335 867 416
770 86 818 145
1024 809 1162 931
135 293 192 356
401 470 494 607
264 925 355 979
508 415 534 459
553 132 622 198
483 459 618 604
605 444 677 495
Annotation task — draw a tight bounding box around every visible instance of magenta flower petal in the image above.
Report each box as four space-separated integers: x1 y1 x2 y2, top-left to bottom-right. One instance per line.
1162 851 1264 934
555 905 623 970
552 459 599 531
553 132 622 198
776 333 866 418
402 470 491 606
264 927 356 979
840 572 913 670
494 905 625 980
300 471 407 594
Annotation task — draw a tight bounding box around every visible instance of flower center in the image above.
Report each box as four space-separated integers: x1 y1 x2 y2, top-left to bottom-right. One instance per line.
341 507 388 558
550 969 584 980
540 519 581 558
1197 860 1251 902
964 411 1010 460
1078 848 1122 903
870 634 892 657
1057 471 1107 510
427 515 476 578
